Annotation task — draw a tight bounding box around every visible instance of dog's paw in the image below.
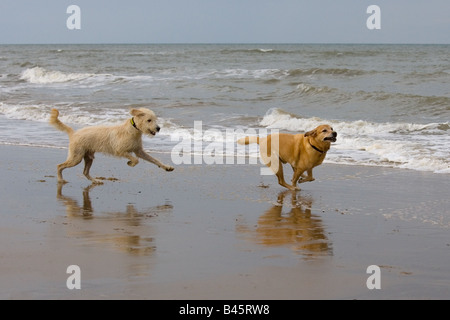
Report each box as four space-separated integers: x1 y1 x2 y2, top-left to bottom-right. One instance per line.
127 160 138 167
298 177 315 184
164 166 174 172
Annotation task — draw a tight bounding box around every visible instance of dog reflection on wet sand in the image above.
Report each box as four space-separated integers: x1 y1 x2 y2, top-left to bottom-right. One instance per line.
56 184 172 255
236 191 332 259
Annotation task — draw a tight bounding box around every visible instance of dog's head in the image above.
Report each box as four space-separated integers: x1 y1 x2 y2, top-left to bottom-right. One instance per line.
304 124 337 144
130 108 160 136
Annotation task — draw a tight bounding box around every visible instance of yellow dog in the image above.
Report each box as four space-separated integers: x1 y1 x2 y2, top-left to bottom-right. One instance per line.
238 125 337 190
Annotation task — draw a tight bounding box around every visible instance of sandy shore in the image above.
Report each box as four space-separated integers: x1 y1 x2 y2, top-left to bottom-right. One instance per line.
0 145 448 300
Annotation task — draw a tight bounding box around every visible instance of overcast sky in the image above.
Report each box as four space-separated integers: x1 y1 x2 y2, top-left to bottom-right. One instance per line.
0 0 449 44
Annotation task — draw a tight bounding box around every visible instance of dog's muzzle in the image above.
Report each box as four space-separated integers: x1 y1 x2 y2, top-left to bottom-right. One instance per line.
325 132 337 142
149 126 161 136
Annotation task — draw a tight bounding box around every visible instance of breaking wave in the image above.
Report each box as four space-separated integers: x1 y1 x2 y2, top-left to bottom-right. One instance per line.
20 67 100 84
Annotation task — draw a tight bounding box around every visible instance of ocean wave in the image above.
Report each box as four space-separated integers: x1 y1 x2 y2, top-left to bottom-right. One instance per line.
21 67 95 84
20 66 116 85
260 108 447 135
209 67 376 80
0 103 132 126
355 90 450 107
294 83 336 95
0 103 178 131
17 66 397 89
211 68 288 80
0 103 52 122
219 48 289 55
282 85 450 111
317 49 384 58
288 68 370 77
19 66 285 85
218 47 383 57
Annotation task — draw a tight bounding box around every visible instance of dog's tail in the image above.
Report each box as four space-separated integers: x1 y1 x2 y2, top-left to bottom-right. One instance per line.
237 136 259 145
49 109 74 137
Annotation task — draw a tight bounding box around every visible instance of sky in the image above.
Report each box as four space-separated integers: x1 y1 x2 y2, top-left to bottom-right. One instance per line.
0 0 449 44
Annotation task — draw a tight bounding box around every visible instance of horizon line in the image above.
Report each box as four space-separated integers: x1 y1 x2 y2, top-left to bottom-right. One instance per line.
1 42 449 46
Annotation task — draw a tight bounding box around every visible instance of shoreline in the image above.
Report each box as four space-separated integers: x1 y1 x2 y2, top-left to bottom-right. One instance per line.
0 145 449 299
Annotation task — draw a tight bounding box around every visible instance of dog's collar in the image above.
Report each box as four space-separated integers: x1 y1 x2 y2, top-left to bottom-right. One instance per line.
130 118 140 131
309 140 325 154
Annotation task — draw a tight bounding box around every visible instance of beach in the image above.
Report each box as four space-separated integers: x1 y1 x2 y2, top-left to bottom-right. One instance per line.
0 145 448 300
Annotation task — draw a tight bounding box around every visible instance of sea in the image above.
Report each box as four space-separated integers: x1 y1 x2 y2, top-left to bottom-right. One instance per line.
0 44 449 173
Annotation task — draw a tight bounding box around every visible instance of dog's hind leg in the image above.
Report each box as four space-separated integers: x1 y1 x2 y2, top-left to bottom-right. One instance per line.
269 158 298 191
57 152 83 184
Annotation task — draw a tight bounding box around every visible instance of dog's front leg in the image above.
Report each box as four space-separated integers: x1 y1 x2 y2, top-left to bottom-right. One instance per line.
298 169 315 184
291 168 305 187
124 152 139 167
135 148 174 172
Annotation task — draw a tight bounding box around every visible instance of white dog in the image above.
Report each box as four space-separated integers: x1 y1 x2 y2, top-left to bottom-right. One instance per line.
49 108 174 184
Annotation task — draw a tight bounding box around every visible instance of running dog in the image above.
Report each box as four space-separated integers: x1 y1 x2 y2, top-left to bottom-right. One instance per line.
238 125 337 190
49 108 174 184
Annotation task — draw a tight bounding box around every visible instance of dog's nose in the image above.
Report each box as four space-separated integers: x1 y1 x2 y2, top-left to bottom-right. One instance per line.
156 126 161 132
333 132 337 137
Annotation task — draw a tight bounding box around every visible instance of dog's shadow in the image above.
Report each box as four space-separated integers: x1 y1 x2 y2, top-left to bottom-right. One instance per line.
56 183 173 255
236 190 332 259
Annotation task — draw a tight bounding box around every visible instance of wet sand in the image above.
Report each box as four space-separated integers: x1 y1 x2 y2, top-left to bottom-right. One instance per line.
0 145 449 300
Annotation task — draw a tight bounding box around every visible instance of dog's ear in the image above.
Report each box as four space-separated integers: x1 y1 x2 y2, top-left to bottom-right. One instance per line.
130 108 145 118
304 129 317 137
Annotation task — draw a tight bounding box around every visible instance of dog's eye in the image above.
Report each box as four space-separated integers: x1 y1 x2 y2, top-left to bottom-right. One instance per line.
147 119 152 123
322 129 327 133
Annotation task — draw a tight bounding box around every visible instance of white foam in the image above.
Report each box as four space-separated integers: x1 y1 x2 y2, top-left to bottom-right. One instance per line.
0 103 180 129
18 67 290 86
20 67 98 84
0 103 51 122
212 68 288 80
260 108 441 135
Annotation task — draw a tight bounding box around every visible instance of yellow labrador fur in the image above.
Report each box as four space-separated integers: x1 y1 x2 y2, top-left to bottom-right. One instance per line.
49 108 174 184
238 125 337 190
